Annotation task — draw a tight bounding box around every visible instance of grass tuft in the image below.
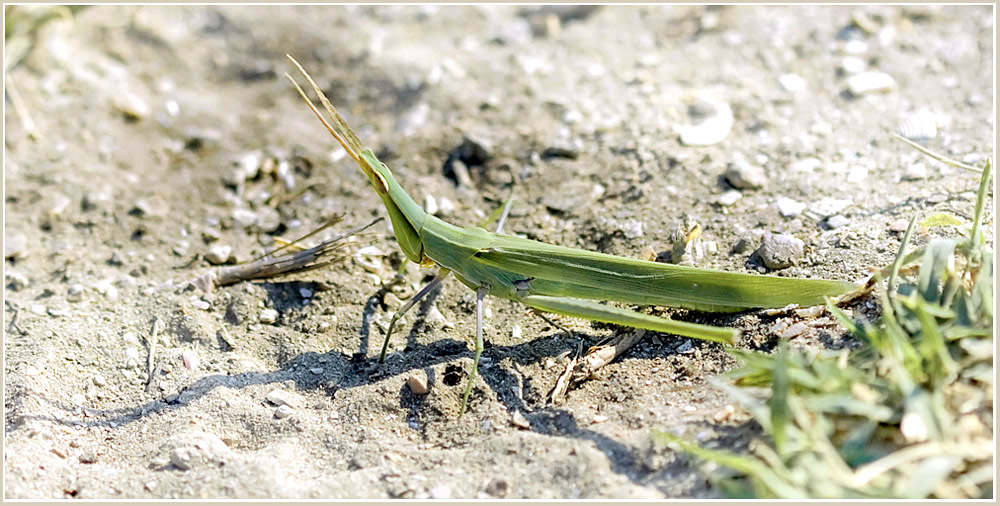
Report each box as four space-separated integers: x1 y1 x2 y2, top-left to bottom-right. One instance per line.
655 159 993 499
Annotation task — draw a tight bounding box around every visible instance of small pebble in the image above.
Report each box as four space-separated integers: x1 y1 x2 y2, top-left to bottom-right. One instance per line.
102 284 119 302
46 193 72 217
725 155 768 189
125 347 140 362
265 389 296 407
901 412 929 443
903 163 928 180
677 99 733 146
847 165 869 183
810 198 853 218
840 56 866 74
778 73 807 92
888 218 910 232
237 152 261 181
255 207 282 233
511 411 531 429
591 414 609 424
78 450 98 464
428 486 451 500
794 306 825 318
383 292 402 308
82 191 111 211
717 190 742 206
299 287 313 299
259 309 279 324
356 246 386 257
776 197 806 218
4 234 28 260
779 322 809 339
826 215 851 229
511 324 523 339
274 405 295 419
231 208 257 229
437 197 456 216
847 71 895 95
486 478 510 498
844 40 868 54
423 194 439 216
676 340 694 353
790 157 822 172
67 284 85 302
757 233 804 270
182 349 199 371
309 367 324 375
927 193 948 204
165 100 180 117
191 299 210 311
962 153 985 165
713 405 736 422
134 195 170 217
30 304 47 316
407 371 430 395
205 245 233 265
202 228 221 243
112 91 150 120
618 219 644 240
93 375 107 387
48 307 68 317
169 432 233 470
7 272 29 290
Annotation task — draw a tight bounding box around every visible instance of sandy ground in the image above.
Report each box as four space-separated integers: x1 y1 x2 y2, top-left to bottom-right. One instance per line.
3 5 993 499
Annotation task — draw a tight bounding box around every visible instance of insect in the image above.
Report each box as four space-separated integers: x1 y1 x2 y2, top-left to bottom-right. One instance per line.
284 55 858 416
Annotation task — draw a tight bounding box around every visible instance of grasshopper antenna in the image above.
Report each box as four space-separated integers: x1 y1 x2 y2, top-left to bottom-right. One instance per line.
284 54 362 163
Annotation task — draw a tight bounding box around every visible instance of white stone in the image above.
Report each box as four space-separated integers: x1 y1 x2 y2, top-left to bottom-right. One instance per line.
840 56 866 74
778 73 807 92
677 100 733 146
848 72 895 95
810 198 853 218
205 245 233 265
844 40 868 54
717 190 742 206
259 309 279 324
776 197 806 218
847 165 869 183
903 163 928 180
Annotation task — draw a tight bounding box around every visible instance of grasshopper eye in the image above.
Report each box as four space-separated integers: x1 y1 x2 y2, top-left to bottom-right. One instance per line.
372 171 388 193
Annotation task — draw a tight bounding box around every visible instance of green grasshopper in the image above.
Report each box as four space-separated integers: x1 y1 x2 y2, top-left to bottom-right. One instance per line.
284 55 858 416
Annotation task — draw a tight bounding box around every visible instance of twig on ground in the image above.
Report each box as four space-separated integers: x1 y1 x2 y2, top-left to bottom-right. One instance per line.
189 217 383 291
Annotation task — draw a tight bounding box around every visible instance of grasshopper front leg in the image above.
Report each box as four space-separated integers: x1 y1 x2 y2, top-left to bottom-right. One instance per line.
379 268 450 362
379 194 514 362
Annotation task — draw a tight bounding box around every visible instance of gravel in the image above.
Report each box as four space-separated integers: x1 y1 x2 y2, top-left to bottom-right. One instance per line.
757 233 805 270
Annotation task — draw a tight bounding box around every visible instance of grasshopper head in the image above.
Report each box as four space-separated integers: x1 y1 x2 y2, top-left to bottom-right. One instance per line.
283 57 428 265
358 150 428 264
